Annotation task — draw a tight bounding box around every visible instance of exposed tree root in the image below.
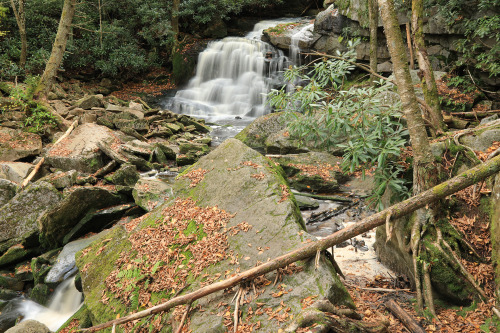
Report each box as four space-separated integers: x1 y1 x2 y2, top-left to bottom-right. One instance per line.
422 261 436 317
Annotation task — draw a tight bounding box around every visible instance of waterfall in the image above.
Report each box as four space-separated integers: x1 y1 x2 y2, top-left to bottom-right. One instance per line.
172 20 294 121
15 276 83 332
290 23 314 66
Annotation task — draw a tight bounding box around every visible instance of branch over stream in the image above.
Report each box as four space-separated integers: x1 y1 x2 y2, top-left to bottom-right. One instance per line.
81 154 500 332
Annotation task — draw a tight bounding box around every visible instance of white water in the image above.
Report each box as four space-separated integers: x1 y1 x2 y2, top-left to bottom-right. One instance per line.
290 23 314 66
172 20 294 121
16 276 83 331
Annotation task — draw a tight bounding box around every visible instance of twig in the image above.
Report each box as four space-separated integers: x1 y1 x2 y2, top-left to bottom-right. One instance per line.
493 307 500 320
233 288 243 333
174 303 191 333
315 249 320 270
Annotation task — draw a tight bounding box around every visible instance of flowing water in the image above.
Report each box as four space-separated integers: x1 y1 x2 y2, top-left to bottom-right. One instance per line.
290 23 314 66
0 276 82 332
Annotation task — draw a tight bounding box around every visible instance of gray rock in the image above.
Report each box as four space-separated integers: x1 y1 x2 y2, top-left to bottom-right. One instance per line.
106 104 144 120
133 178 173 211
106 163 139 187
0 128 42 162
39 170 78 189
235 112 288 148
5 320 50 333
52 100 69 117
46 232 106 283
377 61 393 72
295 195 320 209
480 114 499 125
0 162 33 184
0 181 63 245
74 94 104 110
38 186 126 248
314 5 346 34
0 179 18 207
45 123 114 173
461 128 500 152
77 139 353 331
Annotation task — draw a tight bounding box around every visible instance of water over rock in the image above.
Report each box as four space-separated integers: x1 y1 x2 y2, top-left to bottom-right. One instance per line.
73 139 352 331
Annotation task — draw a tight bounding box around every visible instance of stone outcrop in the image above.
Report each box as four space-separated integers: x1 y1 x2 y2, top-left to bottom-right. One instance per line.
0 127 42 162
74 139 352 332
0 162 33 184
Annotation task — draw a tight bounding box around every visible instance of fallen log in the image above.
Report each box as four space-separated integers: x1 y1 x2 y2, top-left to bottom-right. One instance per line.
385 299 425 333
81 154 500 332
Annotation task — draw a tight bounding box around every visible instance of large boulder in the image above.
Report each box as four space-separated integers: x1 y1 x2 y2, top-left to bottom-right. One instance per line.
4 320 50 333
74 139 352 332
44 123 114 173
0 162 33 184
0 127 42 162
0 181 63 247
38 186 127 248
0 179 18 208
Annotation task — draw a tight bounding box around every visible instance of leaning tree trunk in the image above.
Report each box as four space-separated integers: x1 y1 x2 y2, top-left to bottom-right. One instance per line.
10 0 26 69
411 0 446 134
368 0 379 81
378 0 447 314
34 0 76 97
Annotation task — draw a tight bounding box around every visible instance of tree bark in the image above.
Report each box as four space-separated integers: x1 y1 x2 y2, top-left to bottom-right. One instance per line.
34 0 76 97
377 0 437 194
411 0 446 133
368 0 378 81
81 154 500 332
10 0 26 68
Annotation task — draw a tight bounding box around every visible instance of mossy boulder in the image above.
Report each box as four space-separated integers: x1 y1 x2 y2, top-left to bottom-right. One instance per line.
0 181 63 246
0 127 42 162
0 244 35 268
0 179 18 208
74 94 104 110
4 319 50 333
39 170 78 189
235 112 288 149
74 139 352 332
105 163 139 187
45 123 114 173
30 283 51 305
38 186 126 248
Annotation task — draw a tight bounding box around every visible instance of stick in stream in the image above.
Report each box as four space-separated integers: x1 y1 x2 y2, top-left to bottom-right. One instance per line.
291 190 354 202
385 299 425 333
21 120 78 188
81 154 500 332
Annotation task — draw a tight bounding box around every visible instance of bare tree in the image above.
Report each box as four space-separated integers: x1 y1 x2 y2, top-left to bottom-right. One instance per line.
368 0 379 81
10 0 26 68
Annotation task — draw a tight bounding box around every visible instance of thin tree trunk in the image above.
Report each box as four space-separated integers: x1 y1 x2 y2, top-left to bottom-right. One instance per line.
34 0 76 97
81 154 500 332
377 0 436 194
411 0 446 133
172 0 179 49
368 0 378 81
10 0 26 68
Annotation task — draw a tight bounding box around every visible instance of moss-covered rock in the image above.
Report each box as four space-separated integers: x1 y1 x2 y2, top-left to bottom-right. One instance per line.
132 178 173 211
30 283 51 305
0 179 18 208
0 273 23 291
0 127 42 162
0 181 62 247
105 163 139 187
74 139 352 332
38 186 126 248
0 244 35 268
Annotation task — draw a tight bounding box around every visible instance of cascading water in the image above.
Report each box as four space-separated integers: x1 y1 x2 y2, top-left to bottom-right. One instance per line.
170 20 295 121
290 23 315 66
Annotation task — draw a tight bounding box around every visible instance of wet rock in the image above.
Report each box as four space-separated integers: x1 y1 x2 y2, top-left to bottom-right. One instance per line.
0 179 18 207
46 232 107 283
105 163 139 187
0 127 42 162
178 142 210 155
176 153 197 166
133 178 173 211
29 284 51 305
0 181 63 246
45 123 114 173
31 249 60 285
178 115 211 133
77 139 353 331
295 195 320 209
4 319 50 333
155 143 176 160
74 94 104 110
38 186 126 248
235 112 287 148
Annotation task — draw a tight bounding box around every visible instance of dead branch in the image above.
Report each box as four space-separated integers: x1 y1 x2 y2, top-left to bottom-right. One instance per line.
174 303 191 333
385 299 425 333
81 154 500 332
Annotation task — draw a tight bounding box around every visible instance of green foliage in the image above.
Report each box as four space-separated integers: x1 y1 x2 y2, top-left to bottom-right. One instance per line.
433 0 500 76
24 104 58 134
267 41 410 208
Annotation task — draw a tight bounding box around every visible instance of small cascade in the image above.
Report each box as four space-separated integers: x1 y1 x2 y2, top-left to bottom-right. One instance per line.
290 23 315 66
171 20 293 121
15 276 83 332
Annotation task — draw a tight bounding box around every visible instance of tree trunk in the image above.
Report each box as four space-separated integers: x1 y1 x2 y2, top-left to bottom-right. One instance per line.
34 0 76 97
377 0 437 194
368 0 378 81
10 0 26 68
81 154 500 332
411 0 446 133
